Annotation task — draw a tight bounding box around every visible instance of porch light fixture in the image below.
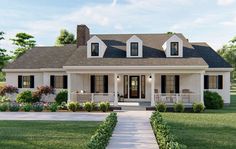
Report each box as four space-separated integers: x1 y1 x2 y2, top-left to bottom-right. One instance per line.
149 76 152 81
80 90 84 93
117 75 120 81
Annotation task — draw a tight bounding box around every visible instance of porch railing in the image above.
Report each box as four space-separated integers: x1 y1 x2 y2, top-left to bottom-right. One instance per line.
154 93 201 104
70 92 115 104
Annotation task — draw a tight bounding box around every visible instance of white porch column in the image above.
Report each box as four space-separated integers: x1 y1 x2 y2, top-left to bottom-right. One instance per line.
200 72 204 104
114 73 118 106
151 73 155 106
67 73 71 103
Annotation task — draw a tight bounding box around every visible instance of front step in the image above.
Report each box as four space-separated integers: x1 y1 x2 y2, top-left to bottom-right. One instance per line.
121 106 147 111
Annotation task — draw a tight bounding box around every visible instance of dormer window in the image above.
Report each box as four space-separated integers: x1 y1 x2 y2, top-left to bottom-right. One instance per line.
130 42 139 56
91 43 99 56
170 42 179 56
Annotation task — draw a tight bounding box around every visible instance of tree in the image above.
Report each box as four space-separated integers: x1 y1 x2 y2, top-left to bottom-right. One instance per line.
0 32 11 81
11 33 36 59
55 29 75 45
218 36 236 80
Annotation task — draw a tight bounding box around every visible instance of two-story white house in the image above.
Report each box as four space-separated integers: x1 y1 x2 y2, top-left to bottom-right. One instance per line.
3 25 233 107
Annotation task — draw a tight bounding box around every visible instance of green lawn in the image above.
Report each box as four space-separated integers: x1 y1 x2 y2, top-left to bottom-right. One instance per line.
162 95 236 149
0 121 101 149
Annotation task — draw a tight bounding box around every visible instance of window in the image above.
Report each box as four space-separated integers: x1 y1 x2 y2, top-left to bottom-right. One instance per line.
141 75 145 98
166 75 175 93
91 75 108 93
50 75 67 89
204 75 223 89
18 75 34 88
22 76 31 88
170 42 179 56
91 43 99 56
54 76 64 89
130 42 138 56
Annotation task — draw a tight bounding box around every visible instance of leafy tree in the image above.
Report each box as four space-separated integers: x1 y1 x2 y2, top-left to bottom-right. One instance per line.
218 36 236 80
55 29 75 45
0 32 11 81
11 33 36 59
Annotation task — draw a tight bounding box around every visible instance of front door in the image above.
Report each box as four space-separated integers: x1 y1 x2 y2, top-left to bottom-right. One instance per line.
129 76 140 98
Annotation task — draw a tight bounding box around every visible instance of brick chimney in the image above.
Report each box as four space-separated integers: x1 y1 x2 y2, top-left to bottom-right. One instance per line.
77 25 90 47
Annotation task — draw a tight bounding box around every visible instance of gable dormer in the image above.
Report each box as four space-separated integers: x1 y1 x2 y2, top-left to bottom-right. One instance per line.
162 35 183 57
126 35 143 58
87 36 107 58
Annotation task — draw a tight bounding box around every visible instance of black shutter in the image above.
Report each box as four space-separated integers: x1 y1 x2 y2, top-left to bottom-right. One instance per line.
63 75 68 89
104 75 108 93
218 75 223 89
161 75 166 93
18 75 22 88
91 75 95 93
50 75 55 88
204 75 209 89
30 75 34 88
175 75 180 93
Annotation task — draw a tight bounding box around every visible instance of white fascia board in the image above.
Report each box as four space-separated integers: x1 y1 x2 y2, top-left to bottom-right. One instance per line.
206 68 234 72
3 68 64 72
63 65 208 70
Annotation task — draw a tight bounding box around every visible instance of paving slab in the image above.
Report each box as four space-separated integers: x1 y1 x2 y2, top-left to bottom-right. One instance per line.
0 112 108 121
107 111 159 149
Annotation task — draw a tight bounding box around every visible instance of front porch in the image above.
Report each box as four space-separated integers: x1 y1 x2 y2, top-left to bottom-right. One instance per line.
67 71 204 107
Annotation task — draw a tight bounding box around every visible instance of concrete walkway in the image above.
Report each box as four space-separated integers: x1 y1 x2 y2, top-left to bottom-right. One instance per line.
107 111 159 149
0 112 108 121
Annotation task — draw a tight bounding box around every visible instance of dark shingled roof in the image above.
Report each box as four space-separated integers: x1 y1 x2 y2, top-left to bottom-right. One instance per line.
3 33 231 69
5 45 77 69
191 42 232 68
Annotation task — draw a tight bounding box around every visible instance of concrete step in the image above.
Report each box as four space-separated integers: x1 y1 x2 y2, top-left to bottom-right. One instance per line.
120 106 147 111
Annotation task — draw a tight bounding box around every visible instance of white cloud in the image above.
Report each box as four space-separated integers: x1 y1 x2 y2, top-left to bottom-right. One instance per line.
217 0 235 6
221 16 236 26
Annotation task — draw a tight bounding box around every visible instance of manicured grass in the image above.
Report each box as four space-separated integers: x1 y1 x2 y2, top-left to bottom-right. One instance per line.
162 95 236 149
0 121 101 149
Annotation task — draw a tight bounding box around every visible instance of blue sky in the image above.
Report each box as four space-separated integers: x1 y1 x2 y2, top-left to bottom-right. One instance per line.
0 0 236 52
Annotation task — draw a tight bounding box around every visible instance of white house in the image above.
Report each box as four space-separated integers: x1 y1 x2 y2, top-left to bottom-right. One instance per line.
3 25 233 107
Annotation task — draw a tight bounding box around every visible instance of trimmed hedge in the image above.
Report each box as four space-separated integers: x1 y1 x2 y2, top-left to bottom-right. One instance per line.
55 90 68 104
204 91 223 109
87 112 117 149
193 102 205 113
150 111 186 149
155 102 167 112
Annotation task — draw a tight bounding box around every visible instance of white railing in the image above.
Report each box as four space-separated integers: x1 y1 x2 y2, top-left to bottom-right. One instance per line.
154 93 201 105
70 92 115 103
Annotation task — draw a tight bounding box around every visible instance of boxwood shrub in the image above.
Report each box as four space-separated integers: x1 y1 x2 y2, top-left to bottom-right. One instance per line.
174 102 184 112
0 102 8 111
84 102 93 112
155 102 167 112
22 103 32 112
99 102 109 112
150 111 186 149
16 90 39 103
55 90 68 104
87 112 117 149
193 102 205 113
204 91 223 109
68 102 77 112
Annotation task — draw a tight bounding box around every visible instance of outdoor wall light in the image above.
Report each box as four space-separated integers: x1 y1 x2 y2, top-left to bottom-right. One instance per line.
117 75 120 81
149 76 152 81
80 90 84 93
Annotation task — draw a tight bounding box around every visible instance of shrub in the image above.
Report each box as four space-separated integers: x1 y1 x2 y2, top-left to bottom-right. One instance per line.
9 102 20 112
204 91 224 109
68 102 77 112
150 111 186 149
0 96 10 103
87 112 117 149
0 102 8 111
193 102 205 113
32 102 44 112
16 91 33 103
99 102 109 112
84 102 93 112
58 101 68 110
32 91 41 103
55 90 68 104
0 85 18 96
22 103 32 112
174 102 185 112
155 102 167 112
36 86 54 95
49 103 58 112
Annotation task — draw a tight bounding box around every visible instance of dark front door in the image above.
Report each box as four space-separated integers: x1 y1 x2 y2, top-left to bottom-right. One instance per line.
129 76 140 98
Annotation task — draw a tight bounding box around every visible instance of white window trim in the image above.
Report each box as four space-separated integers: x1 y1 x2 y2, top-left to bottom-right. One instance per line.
87 36 107 58
126 35 143 58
